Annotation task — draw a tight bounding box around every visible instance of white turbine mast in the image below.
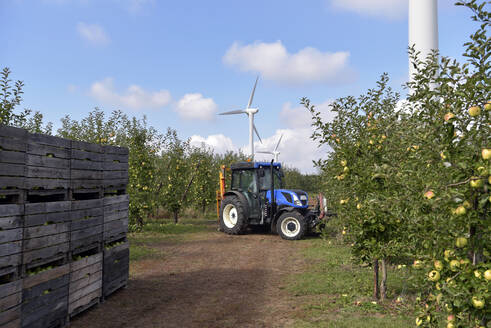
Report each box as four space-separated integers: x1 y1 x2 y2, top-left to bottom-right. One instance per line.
218 76 262 160
408 0 438 86
257 134 283 162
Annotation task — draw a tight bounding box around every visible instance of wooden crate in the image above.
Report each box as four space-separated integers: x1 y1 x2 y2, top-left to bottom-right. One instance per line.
70 200 103 255
0 125 27 191
25 134 70 191
102 241 129 298
102 145 128 192
68 253 102 317
70 141 103 192
0 280 22 328
103 195 129 245
0 204 23 278
21 264 69 328
23 202 70 271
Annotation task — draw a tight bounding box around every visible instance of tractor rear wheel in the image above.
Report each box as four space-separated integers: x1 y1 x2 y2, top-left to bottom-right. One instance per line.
277 211 306 240
220 196 248 234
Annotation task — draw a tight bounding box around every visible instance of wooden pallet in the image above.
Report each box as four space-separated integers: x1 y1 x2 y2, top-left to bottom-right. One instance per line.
102 241 129 298
25 134 70 191
103 195 129 245
0 205 24 278
21 264 69 328
70 199 103 255
68 253 102 317
0 279 22 328
23 202 70 272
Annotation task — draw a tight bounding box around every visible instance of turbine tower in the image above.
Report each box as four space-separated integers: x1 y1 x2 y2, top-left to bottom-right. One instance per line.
219 77 262 160
408 0 438 85
257 134 283 162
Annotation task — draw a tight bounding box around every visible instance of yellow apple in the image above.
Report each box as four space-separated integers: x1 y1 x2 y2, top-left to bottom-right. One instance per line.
434 260 443 271
454 206 466 216
470 177 483 188
484 101 491 111
444 112 455 121
468 106 481 116
413 260 423 269
340 160 347 167
428 270 440 282
449 260 460 272
472 296 485 309
482 148 491 160
474 270 482 279
455 237 467 248
484 269 491 281
424 190 435 199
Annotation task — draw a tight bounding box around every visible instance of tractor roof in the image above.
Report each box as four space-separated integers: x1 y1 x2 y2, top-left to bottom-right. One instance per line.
230 161 282 170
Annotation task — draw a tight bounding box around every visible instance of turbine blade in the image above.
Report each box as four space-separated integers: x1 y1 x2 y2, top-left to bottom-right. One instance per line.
253 124 262 143
218 110 246 115
247 76 259 109
256 151 273 154
274 134 283 152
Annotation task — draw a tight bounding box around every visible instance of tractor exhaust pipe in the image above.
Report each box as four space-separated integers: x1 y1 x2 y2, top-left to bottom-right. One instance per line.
270 160 275 219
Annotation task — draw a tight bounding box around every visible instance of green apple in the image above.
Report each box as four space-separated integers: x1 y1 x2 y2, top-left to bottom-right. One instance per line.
447 323 455 328
474 270 482 279
444 249 454 261
428 270 440 282
470 177 483 188
462 200 472 209
482 148 491 160
413 260 423 269
340 160 347 167
484 101 491 111
484 269 491 281
434 260 443 271
472 296 485 309
468 106 481 117
449 260 460 272
416 317 423 326
343 166 350 173
455 237 467 248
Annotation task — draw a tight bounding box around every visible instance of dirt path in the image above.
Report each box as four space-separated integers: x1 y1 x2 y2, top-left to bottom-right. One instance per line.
70 231 307 328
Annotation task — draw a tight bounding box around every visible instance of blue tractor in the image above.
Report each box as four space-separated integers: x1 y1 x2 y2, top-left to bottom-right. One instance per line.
218 161 325 240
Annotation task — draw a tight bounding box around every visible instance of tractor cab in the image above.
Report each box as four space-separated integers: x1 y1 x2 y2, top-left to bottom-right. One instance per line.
217 161 322 240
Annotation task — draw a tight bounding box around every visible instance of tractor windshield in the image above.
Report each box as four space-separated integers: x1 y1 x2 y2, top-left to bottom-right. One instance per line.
258 168 283 190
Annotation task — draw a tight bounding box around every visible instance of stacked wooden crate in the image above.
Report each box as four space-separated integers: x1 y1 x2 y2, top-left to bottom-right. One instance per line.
21 265 69 328
102 145 129 298
0 125 130 327
68 252 102 318
25 134 70 201
70 141 103 198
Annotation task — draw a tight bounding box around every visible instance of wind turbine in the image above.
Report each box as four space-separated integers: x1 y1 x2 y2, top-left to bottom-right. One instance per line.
218 77 262 160
257 134 283 162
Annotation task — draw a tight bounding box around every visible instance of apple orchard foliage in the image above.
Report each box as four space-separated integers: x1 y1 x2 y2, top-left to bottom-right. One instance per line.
305 1 489 327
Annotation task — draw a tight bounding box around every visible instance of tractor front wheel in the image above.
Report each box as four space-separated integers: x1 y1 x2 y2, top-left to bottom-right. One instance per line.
220 196 248 234
277 211 306 240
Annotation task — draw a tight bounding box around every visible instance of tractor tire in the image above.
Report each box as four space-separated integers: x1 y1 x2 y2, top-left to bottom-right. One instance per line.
276 211 306 240
220 195 248 234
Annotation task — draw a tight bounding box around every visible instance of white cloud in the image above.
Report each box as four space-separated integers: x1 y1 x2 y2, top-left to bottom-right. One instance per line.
125 0 155 13
67 84 78 93
328 0 407 20
77 22 110 45
89 77 172 110
223 41 355 85
189 134 236 154
280 100 335 129
175 93 218 121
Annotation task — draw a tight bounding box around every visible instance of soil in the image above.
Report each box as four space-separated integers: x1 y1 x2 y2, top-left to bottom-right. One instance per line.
69 230 308 328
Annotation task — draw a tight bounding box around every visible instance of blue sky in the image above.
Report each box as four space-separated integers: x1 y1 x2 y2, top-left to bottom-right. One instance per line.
0 0 480 172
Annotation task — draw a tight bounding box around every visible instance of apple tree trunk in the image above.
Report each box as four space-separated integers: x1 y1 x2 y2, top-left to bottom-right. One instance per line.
380 258 387 300
373 259 380 300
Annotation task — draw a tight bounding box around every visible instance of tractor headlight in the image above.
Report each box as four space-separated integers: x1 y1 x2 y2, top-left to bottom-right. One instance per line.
292 193 302 206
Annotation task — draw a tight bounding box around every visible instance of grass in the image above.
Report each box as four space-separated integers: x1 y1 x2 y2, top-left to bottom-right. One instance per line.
288 238 416 328
129 215 217 262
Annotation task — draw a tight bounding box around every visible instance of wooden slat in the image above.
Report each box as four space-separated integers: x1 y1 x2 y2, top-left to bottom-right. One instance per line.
71 199 103 211
26 143 69 159
0 163 25 177
23 232 69 251
103 145 128 155
70 253 102 272
0 280 22 299
26 154 69 169
24 212 68 227
71 140 103 153
0 292 21 313
25 178 69 190
70 159 102 171
0 304 20 327
0 241 22 257
24 223 69 239
103 194 129 206
68 288 100 315
27 133 70 148
25 201 70 215
0 177 25 189
70 169 102 180
22 243 69 267
0 151 26 164
71 215 103 231
0 125 27 139
70 268 102 291
103 153 128 163
23 265 69 290
26 166 69 179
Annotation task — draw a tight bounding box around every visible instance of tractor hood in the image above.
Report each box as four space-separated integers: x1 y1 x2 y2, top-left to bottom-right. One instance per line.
266 189 309 208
